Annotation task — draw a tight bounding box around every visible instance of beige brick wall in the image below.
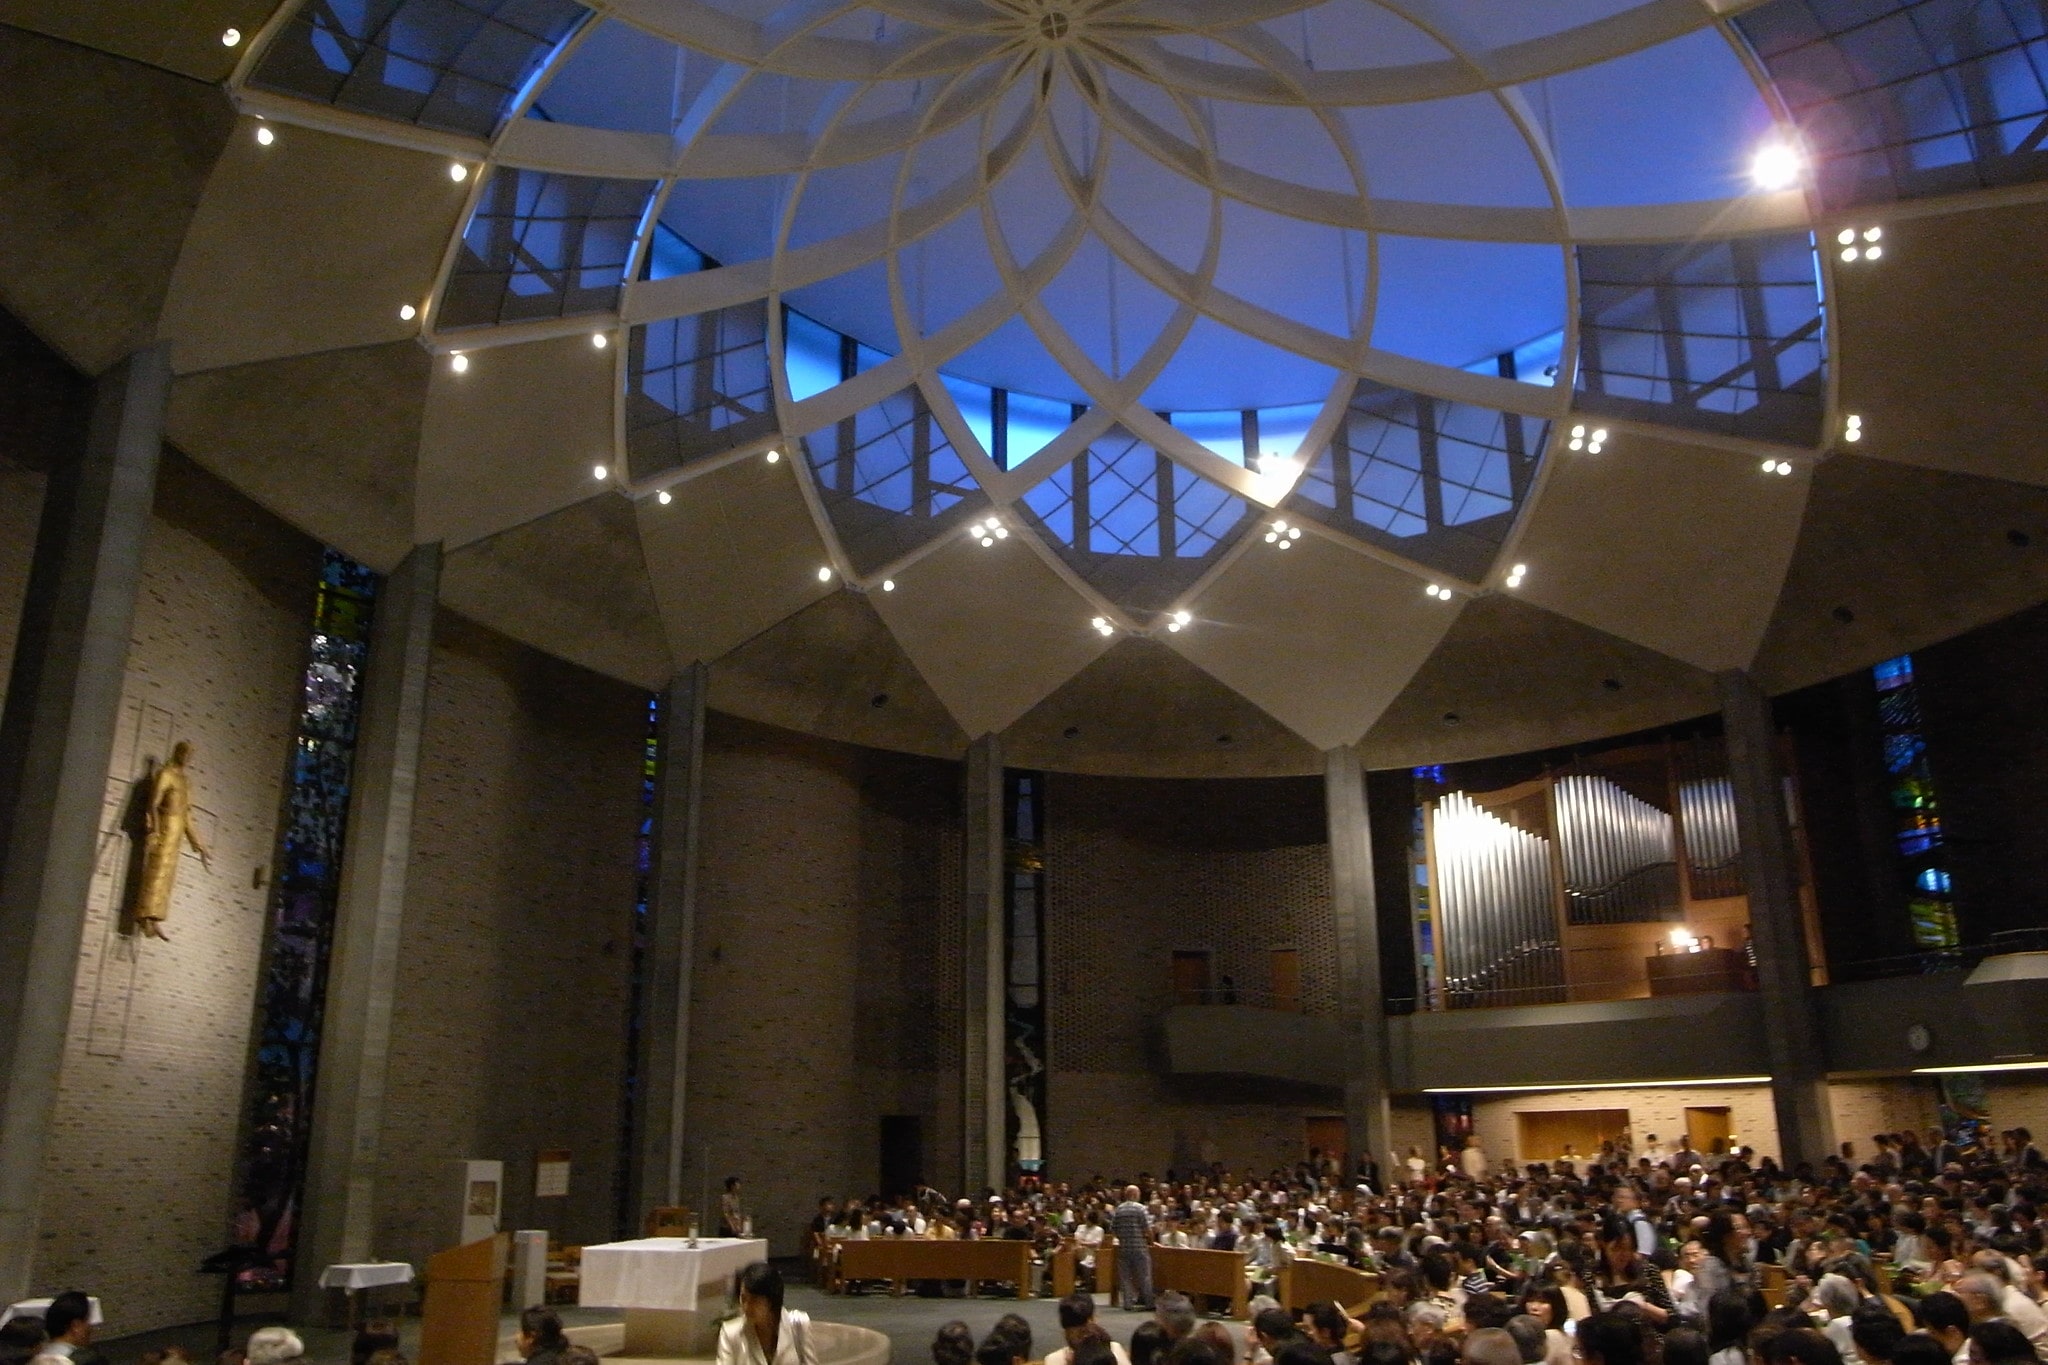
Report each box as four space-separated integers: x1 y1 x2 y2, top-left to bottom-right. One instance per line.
34 454 319 1333
1829 1079 1939 1155
1041 772 1336 1175
372 612 646 1269
1470 1084 1782 1166
680 716 961 1255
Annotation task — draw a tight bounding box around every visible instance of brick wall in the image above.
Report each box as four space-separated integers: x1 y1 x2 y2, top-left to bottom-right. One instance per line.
372 612 646 1268
1470 1084 1782 1166
33 453 319 1332
680 716 961 1255
1041 772 1336 1176
1828 1079 1938 1153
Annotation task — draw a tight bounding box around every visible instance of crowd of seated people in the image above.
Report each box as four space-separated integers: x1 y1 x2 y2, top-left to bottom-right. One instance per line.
859 1117 2044 1365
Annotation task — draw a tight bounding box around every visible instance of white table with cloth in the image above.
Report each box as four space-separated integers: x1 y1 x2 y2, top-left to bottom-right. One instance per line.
1 1298 104 1329
578 1237 769 1357
317 1263 415 1327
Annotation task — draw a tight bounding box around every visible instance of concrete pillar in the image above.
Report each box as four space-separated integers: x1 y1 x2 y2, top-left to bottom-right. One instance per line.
961 735 1005 1194
290 544 440 1322
630 663 707 1226
1718 670 1837 1169
1324 746 1394 1177
0 345 170 1297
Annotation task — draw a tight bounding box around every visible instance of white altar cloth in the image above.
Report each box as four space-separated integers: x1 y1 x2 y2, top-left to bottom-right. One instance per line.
1 1298 104 1328
578 1237 769 1310
318 1263 415 1291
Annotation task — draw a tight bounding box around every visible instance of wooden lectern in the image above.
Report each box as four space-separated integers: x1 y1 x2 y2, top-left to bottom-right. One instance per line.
419 1233 508 1365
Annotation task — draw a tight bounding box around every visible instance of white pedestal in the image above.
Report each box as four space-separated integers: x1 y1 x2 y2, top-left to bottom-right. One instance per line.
621 1278 727 1358
511 1231 549 1311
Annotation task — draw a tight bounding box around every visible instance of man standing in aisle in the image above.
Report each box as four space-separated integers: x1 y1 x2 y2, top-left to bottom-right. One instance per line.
1111 1186 1154 1311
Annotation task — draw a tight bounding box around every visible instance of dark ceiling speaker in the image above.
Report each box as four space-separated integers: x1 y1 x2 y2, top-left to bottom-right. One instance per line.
1831 605 1856 624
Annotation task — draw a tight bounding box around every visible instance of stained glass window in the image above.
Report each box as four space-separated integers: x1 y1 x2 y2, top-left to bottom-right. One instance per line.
1004 771 1047 1179
1873 653 1961 950
612 694 657 1237
228 550 378 1289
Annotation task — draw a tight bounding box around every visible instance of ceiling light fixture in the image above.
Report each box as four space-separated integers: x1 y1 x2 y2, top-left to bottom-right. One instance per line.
1837 224 1885 263
1091 616 1115 637
1426 583 1453 600
222 28 242 46
1844 413 1864 443
1264 518 1302 548
817 565 834 582
656 489 671 505
882 579 895 592
449 352 468 373
255 124 275 146
1910 1059 2048 1075
970 515 1007 547
765 449 780 464
591 333 608 350
592 464 607 481
1566 424 1608 455
1166 609 1193 634
1423 1075 1773 1096
1760 458 1793 476
399 303 417 321
1750 140 1803 192
1505 563 1527 589
449 162 469 183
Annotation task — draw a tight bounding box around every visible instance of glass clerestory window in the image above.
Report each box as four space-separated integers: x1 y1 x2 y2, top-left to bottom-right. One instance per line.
1735 0 2048 210
249 0 588 139
1574 232 1827 447
800 386 988 575
442 167 653 326
1286 380 1545 583
626 305 775 478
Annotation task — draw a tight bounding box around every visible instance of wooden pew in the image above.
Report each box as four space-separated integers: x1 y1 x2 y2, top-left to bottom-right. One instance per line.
835 1239 1036 1299
1150 1246 1249 1321
1277 1260 1378 1314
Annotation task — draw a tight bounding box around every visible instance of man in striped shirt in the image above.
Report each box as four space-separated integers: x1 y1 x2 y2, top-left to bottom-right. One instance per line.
1110 1187 1154 1311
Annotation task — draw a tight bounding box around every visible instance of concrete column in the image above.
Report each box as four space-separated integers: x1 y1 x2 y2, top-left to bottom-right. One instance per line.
0 345 170 1297
961 735 1005 1194
291 544 441 1322
1324 746 1394 1176
630 664 707 1225
1718 670 1837 1169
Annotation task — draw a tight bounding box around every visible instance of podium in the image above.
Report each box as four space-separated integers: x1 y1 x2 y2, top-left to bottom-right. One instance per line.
419 1234 508 1365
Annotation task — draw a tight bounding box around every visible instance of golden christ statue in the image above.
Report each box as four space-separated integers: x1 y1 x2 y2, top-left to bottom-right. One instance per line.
133 741 211 940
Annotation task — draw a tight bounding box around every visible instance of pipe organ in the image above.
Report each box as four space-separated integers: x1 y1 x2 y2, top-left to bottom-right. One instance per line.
1430 792 1565 1005
1552 774 1680 924
1679 775 1744 898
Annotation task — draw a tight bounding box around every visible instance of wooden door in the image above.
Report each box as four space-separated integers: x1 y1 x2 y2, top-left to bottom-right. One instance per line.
1270 949 1302 1012
1305 1116 1347 1167
1685 1105 1733 1156
1172 950 1212 1005
1514 1107 1629 1163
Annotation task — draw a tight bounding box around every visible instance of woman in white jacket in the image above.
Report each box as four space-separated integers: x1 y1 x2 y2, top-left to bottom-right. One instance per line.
717 1263 817 1365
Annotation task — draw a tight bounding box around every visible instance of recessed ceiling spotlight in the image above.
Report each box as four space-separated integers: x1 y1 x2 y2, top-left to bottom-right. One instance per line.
255 124 275 146
1844 413 1864 443
449 162 469 182
1750 140 1803 192
1587 427 1607 454
656 489 672 504
1426 583 1449 600
592 464 607 481
882 579 895 592
222 28 242 46
449 352 468 373
1091 616 1115 637
1172 610 1192 626
1167 621 1183 633
399 303 417 321
591 332 608 350
1864 227 1882 242
1505 563 1527 589
817 565 834 582
1837 228 1856 245
1835 224 1884 264
765 449 780 464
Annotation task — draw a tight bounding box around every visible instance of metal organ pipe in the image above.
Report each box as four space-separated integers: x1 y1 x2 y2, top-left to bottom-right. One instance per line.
1553 773 1679 924
1679 776 1742 898
1430 792 1564 1005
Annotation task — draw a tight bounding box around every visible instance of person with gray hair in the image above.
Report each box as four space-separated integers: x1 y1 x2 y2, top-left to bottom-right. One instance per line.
1964 1255 2048 1363
1153 1293 1196 1345
243 1330 304 1365
1503 1317 1549 1365
1462 1328 1523 1365
1804 1273 1862 1363
1111 1186 1154 1312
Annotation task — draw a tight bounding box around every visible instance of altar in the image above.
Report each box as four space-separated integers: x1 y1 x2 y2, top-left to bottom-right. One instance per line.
577 1236 769 1358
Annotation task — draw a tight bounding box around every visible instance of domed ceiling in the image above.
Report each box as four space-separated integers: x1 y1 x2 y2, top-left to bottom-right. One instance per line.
7 0 2048 774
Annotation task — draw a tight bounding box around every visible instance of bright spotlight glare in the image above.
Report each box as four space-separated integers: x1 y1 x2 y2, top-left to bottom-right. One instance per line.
449 353 468 373
592 464 607 481
592 333 608 349
1842 247 1859 262
399 303 417 321
656 489 672 505
766 449 780 464
817 566 833 582
1837 228 1856 245
882 579 895 592
1865 227 1882 241
1866 245 1882 259
255 125 275 146
222 28 242 46
1750 141 1803 192
449 162 469 182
